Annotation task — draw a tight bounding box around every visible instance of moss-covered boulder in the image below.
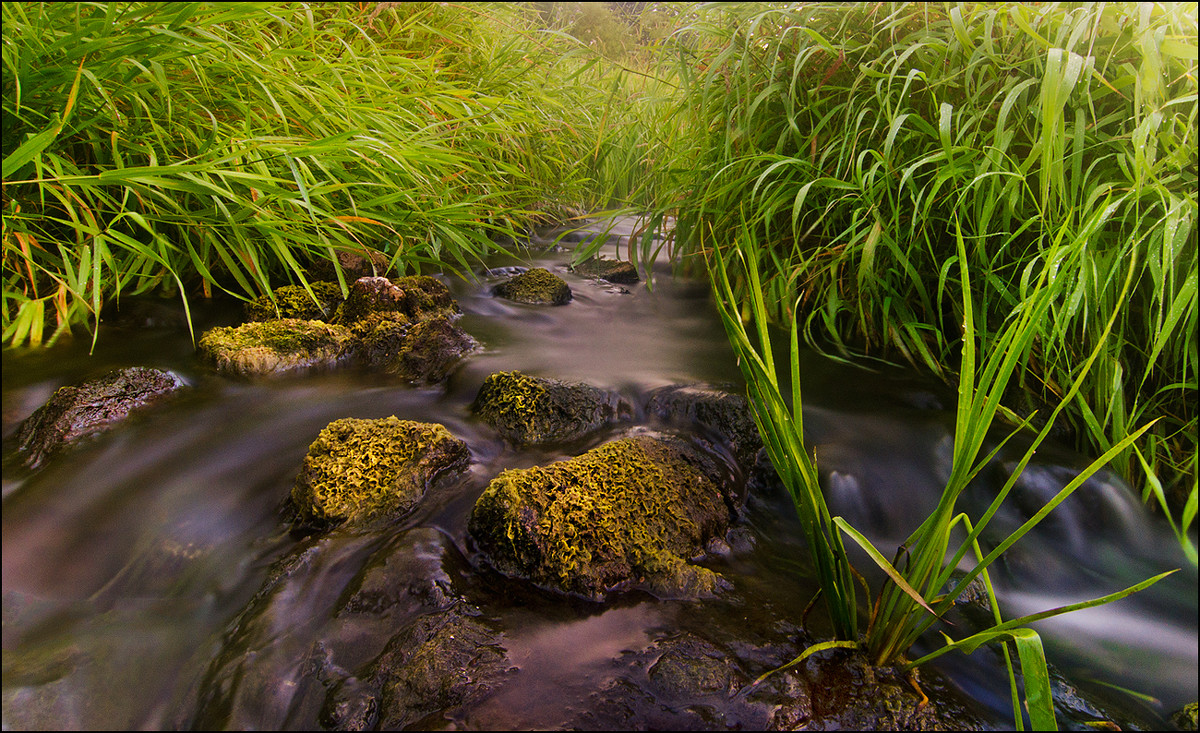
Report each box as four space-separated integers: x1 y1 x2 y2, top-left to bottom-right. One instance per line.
243 281 344 322
309 247 392 283
353 316 479 384
333 275 459 326
197 318 353 377
571 256 639 284
468 435 734 600
492 267 572 305
473 370 627 445
14 367 186 469
291 417 469 525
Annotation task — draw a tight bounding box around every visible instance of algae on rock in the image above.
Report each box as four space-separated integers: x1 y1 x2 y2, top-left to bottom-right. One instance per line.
468 435 735 600
292 417 469 525
473 370 626 445
243 281 345 323
198 319 353 377
492 267 572 305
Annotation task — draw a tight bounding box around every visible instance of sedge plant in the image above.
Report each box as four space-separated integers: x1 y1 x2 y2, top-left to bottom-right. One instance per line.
709 214 1175 730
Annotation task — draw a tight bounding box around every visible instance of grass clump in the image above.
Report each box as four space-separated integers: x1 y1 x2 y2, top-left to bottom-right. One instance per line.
2 2 613 349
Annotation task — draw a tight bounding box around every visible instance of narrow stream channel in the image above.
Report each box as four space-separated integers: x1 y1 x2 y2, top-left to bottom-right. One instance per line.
3 219 1196 729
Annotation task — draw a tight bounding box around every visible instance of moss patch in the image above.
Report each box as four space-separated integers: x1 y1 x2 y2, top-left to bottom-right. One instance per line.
334 275 459 326
473 370 624 445
292 417 469 524
492 267 572 305
197 319 353 376
244 281 344 322
468 435 732 600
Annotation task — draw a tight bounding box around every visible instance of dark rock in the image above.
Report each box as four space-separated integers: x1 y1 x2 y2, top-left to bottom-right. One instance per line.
291 417 469 525
309 248 392 283
572 256 639 284
472 370 628 445
647 384 763 468
365 605 511 730
15 367 186 469
197 318 354 377
468 434 734 600
492 267 572 305
244 281 344 322
351 316 477 384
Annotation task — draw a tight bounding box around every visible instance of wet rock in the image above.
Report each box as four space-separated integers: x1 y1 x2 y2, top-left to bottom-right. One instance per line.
473 370 628 445
647 634 743 699
291 417 469 526
364 604 511 730
15 367 186 469
198 318 353 377
309 247 392 283
492 267 572 305
333 275 459 326
766 647 988 730
468 434 735 600
1173 702 1198 731
244 281 344 322
572 256 640 284
647 384 763 468
351 316 478 384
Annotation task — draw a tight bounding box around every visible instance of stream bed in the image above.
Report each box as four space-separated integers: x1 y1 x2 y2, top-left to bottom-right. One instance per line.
3 219 1196 730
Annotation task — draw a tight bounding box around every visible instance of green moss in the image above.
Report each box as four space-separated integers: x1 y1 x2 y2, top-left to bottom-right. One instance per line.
198 319 353 376
492 267 572 305
473 370 619 444
244 281 344 322
468 435 730 600
292 417 469 524
334 275 459 326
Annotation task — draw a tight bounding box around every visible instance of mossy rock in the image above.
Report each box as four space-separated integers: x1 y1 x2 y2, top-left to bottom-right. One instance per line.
243 281 344 322
333 275 459 327
473 370 626 445
198 319 353 377
292 417 469 525
351 316 478 383
14 367 186 469
1173 702 1199 731
468 435 733 600
309 247 392 283
571 256 639 284
492 267 572 305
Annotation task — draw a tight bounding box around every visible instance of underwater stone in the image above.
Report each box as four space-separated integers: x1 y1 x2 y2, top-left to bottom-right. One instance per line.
15 367 186 469
243 281 344 322
571 256 639 284
198 318 353 377
468 435 734 601
492 267 572 305
292 417 469 525
473 370 627 445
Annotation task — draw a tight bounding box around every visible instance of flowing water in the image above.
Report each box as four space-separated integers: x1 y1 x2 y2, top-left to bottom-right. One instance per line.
2 219 1196 729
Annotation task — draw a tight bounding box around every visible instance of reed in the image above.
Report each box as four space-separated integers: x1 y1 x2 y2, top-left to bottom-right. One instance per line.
645 1 1196 564
2 2 611 348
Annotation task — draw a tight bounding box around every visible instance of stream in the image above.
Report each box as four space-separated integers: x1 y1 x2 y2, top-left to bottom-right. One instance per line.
3 218 1196 729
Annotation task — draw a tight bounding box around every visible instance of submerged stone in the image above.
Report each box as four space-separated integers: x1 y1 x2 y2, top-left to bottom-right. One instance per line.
243 281 344 323
647 384 763 468
492 267 571 305
197 319 353 377
15 367 186 469
572 256 639 284
473 370 627 445
468 434 734 600
292 417 469 525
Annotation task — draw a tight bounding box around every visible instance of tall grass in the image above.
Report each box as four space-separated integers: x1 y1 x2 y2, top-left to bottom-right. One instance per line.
2 2 611 347
639 1 1196 560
